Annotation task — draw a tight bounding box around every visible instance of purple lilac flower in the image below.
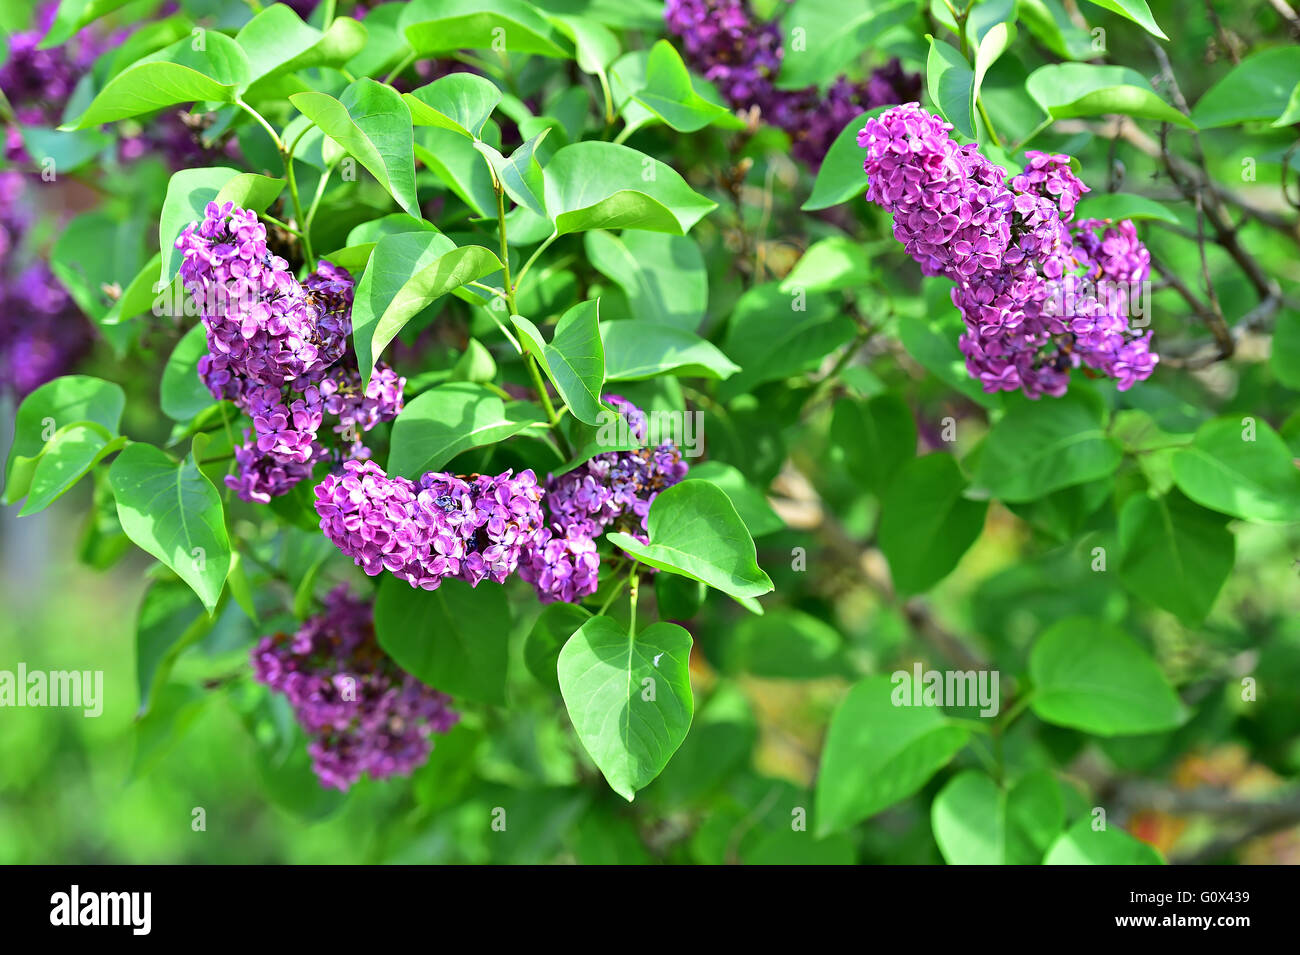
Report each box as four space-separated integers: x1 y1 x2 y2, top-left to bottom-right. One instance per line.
176 201 325 388
318 362 406 440
519 396 689 604
313 461 545 590
518 524 601 604
858 104 1158 396
664 0 921 166
250 585 458 791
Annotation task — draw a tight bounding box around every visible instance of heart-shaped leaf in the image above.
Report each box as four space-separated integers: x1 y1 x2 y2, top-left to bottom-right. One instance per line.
600 321 738 381
351 231 503 382
1044 818 1165 864
879 453 987 596
1029 617 1185 736
387 382 546 477
158 167 282 284
607 479 774 600
932 769 1065 865
512 300 605 425
926 35 976 139
1026 63 1193 127
374 575 511 704
558 616 694 800
584 230 707 330
814 674 970 835
403 72 503 139
236 4 366 87
109 441 231 614
62 33 250 130
291 79 420 215
1171 416 1300 523
400 0 572 59
543 141 716 235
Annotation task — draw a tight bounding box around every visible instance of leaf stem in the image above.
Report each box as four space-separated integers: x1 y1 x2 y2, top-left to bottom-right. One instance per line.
513 230 559 294
977 98 1002 148
627 568 640 637
234 97 283 153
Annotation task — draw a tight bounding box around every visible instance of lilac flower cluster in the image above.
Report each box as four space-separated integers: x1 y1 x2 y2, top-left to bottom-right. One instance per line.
519 396 689 604
250 586 458 791
858 104 1157 397
664 0 921 166
0 170 94 398
176 201 404 502
313 460 546 591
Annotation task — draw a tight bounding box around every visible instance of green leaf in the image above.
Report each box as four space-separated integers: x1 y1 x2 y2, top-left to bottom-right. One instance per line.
414 125 499 216
718 283 855 400
972 390 1122 503
1044 818 1165 864
101 252 164 326
351 231 502 381
830 393 916 496
631 40 740 132
973 22 1015 128
160 324 215 422
606 480 774 600
543 141 717 235
236 4 366 86
558 616 694 801
135 578 216 717
1117 491 1234 626
374 575 512 704
404 72 503 139
803 108 885 211
926 35 976 140
584 230 707 330
725 608 843 679
400 0 573 59
19 425 127 517
600 321 737 381
1083 0 1167 40
1190 47 1300 128
158 167 281 284
898 305 1000 409
474 129 549 217
1171 416 1300 523
1073 191 1179 224
779 236 873 293
1026 63 1193 128
17 125 110 173
879 454 987 596
687 461 784 538
62 33 251 130
525 602 591 691
932 770 1065 864
512 300 605 426
5 375 125 507
387 382 545 477
50 211 144 327
322 213 441 272
1029 617 1185 736
1271 310 1300 390
40 0 135 49
814 674 970 835
1018 0 1100 60
776 0 916 89
109 441 232 614
291 79 420 216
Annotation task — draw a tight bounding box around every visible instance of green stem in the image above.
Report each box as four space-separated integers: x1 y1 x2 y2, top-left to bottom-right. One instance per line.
597 570 631 617
612 123 636 146
383 52 416 87
977 98 1002 148
627 570 640 637
513 231 559 295
234 97 283 152
303 166 333 237
284 154 315 269
260 212 304 238
1010 117 1052 153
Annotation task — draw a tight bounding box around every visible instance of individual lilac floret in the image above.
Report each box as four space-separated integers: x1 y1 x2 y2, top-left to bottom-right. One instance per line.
859 104 1158 397
250 586 459 791
518 525 601 604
